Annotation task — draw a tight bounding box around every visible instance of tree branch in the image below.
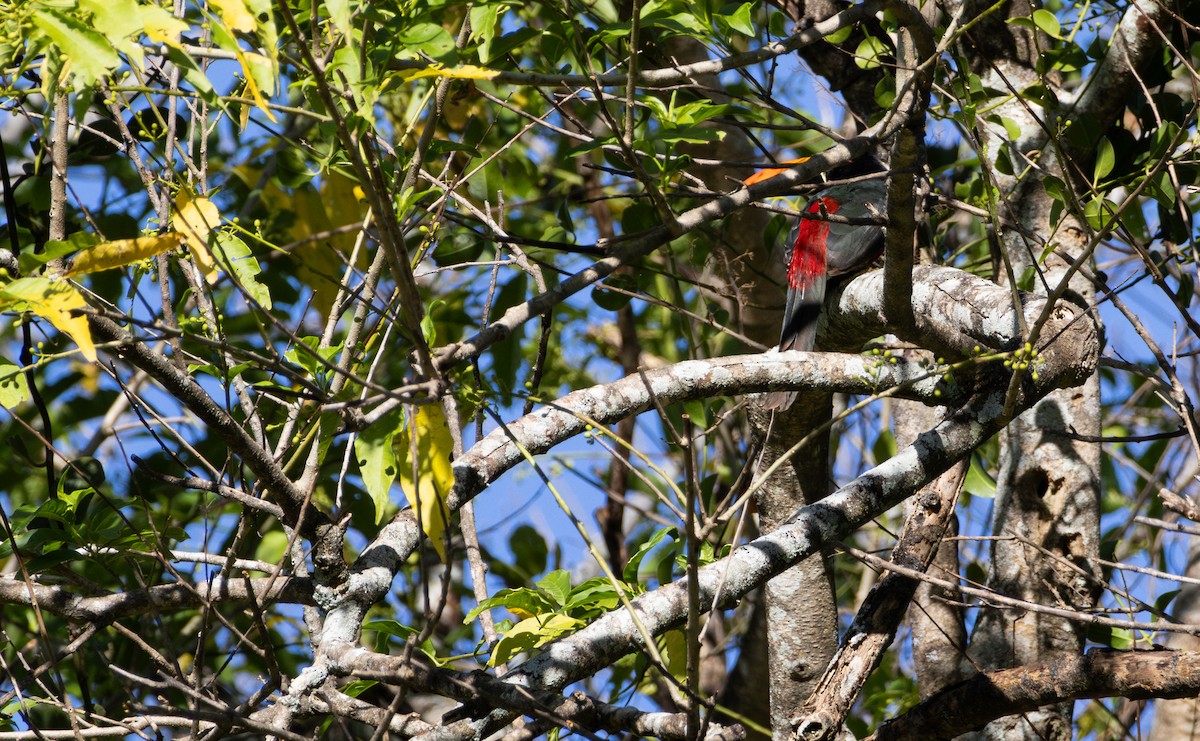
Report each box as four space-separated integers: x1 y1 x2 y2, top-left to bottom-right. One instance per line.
0 574 314 622
869 648 1200 740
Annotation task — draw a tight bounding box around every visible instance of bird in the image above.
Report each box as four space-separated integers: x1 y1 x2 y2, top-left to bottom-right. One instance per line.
745 155 888 411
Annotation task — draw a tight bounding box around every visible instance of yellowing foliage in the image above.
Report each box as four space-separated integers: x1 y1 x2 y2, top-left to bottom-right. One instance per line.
0 278 96 362
394 403 454 561
66 233 184 276
172 192 222 283
398 64 500 82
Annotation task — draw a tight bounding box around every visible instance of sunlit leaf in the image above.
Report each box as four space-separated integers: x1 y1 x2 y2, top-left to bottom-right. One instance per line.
253 530 290 564
1094 137 1115 182
0 277 96 362
1032 9 1062 39
963 457 996 498
141 5 189 46
211 0 256 32
394 403 454 559
355 408 402 525
214 232 272 308
32 10 119 87
66 233 184 276
399 64 501 82
854 35 889 70
0 358 30 409
490 613 581 666
172 191 222 283
538 570 572 607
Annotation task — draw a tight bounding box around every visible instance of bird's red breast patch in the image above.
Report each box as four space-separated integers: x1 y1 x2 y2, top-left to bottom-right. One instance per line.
789 197 838 290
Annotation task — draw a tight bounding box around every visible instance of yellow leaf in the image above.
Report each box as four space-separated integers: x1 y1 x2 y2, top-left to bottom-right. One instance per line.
290 174 369 315
66 232 184 276
394 403 454 560
400 64 500 82
211 0 255 32
234 47 278 122
141 6 189 47
0 277 96 362
171 192 221 283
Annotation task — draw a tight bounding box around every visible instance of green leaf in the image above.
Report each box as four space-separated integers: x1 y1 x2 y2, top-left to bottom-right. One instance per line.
854 35 889 70
466 587 555 623
1032 9 1062 39
624 526 677 582
397 23 456 61
481 27 539 64
509 524 549 581
994 146 1014 176
490 613 580 666
33 10 120 87
657 628 688 680
469 4 503 44
1084 196 1118 230
340 680 379 699
325 0 353 38
720 3 755 36
997 116 1023 142
1155 589 1181 613
1016 264 1037 291
538 569 572 607
1094 137 1115 182
19 235 89 275
214 232 272 309
166 46 217 100
421 298 445 345
874 76 895 109
0 358 29 409
363 619 437 659
355 407 403 524
1042 174 1067 204
873 429 896 464
767 10 787 37
1143 170 1177 210
963 457 996 498
592 273 637 311
566 577 621 612
253 530 290 564
825 24 853 44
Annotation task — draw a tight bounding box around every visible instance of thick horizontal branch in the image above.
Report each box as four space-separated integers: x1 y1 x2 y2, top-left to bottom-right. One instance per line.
449 266 1095 513
449 351 958 511
870 648 1200 740
0 573 314 622
832 266 1097 389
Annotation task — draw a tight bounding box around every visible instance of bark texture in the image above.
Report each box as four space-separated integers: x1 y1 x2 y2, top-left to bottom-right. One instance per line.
949 0 1105 736
750 397 840 739
872 648 1200 740
896 402 969 697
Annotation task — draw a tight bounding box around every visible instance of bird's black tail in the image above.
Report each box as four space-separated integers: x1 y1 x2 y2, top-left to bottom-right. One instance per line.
761 277 825 411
